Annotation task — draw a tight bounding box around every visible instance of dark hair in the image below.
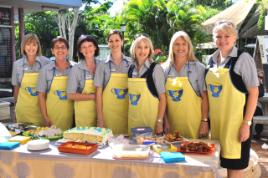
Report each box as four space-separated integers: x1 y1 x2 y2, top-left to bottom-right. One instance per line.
77 35 99 59
107 30 123 42
51 36 69 49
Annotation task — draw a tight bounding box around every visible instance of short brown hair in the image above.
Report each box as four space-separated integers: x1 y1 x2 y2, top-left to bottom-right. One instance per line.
21 33 42 56
51 36 69 49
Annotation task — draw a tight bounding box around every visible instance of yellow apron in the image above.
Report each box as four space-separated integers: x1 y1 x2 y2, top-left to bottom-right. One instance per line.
128 78 159 134
46 76 74 131
206 67 245 159
166 77 201 138
103 73 128 135
74 79 96 127
16 73 43 126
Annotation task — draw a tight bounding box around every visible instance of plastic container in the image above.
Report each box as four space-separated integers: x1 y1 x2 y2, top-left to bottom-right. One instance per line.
160 152 185 163
131 127 153 138
0 141 20 150
58 141 98 155
111 144 150 160
8 135 30 144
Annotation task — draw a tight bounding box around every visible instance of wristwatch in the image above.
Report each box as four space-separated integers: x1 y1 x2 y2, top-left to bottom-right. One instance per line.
243 120 252 126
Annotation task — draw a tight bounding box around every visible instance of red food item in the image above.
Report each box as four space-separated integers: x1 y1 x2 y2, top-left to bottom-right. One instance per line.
179 141 215 154
58 141 98 155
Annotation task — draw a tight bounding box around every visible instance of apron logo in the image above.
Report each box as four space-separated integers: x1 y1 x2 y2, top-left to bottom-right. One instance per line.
129 94 141 106
55 90 67 100
86 74 93 80
209 84 222 97
167 89 183 102
25 87 38 96
111 88 128 99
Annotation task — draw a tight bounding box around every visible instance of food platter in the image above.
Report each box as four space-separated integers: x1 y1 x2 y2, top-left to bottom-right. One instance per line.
178 141 215 155
164 131 185 145
58 141 98 155
22 126 62 140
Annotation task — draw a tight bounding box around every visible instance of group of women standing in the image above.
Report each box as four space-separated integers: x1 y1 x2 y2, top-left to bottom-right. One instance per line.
12 20 258 178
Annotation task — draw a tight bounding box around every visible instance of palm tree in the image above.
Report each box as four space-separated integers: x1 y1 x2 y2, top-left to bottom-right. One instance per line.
122 0 169 50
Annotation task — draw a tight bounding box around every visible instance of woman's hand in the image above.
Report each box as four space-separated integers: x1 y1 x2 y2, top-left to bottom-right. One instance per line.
96 87 104 127
198 121 209 138
163 115 170 134
155 121 163 135
97 118 105 128
44 117 52 127
239 123 250 142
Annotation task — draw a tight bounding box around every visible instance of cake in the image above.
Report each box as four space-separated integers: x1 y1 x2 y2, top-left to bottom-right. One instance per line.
63 127 113 145
27 139 50 151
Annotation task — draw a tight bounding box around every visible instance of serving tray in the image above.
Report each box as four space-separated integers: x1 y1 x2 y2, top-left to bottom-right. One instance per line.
58 141 98 155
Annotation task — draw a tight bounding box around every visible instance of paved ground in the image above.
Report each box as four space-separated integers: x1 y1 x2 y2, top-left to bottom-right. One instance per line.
252 137 268 178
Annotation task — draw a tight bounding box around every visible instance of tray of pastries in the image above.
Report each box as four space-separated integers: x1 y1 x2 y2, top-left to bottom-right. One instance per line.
58 141 98 155
164 131 184 144
178 141 215 154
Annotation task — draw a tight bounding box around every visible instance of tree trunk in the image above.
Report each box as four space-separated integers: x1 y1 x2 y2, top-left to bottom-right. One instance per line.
57 10 67 39
68 8 79 61
57 9 79 61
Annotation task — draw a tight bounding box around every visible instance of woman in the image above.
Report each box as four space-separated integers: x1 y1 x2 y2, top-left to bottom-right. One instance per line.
206 20 258 178
12 33 50 126
94 30 132 135
37 36 74 131
162 31 209 139
67 35 99 127
128 35 166 134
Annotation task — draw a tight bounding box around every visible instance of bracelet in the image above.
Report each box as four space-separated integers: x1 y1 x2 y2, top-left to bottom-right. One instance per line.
201 118 208 122
157 118 163 123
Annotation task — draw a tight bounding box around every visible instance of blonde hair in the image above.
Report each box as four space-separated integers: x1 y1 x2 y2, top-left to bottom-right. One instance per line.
21 33 42 56
129 35 154 62
167 31 196 64
212 20 237 40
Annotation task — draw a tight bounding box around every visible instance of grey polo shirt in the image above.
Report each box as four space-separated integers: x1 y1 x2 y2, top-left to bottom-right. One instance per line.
209 47 259 89
11 56 50 86
37 61 72 93
94 54 133 88
131 60 166 95
67 60 98 93
162 60 206 96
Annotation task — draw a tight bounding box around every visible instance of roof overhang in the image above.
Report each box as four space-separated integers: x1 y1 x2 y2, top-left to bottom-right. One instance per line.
202 0 256 34
0 0 82 12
